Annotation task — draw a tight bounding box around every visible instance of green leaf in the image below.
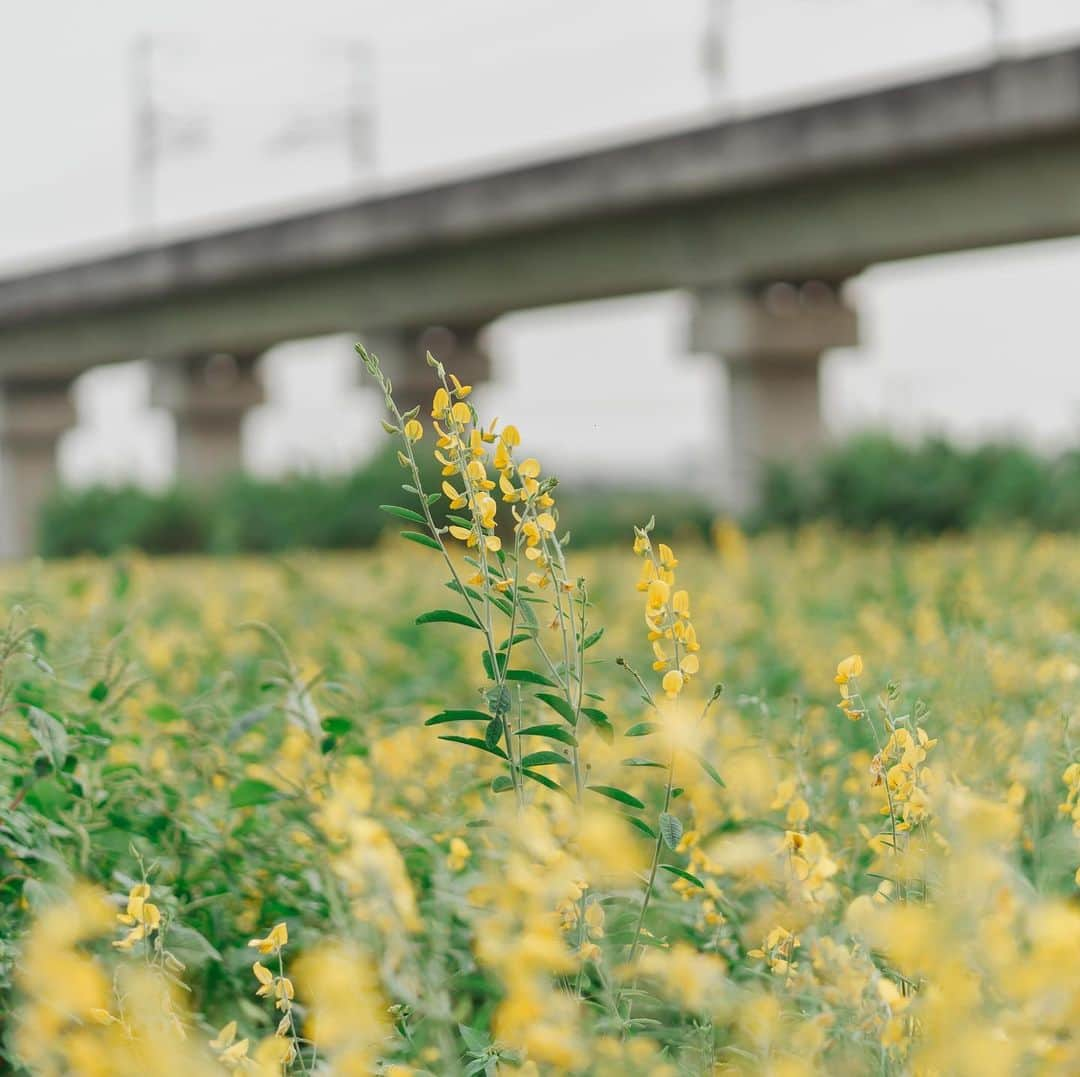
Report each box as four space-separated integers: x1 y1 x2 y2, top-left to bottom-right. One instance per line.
438 735 508 760
505 668 559 688
625 722 660 737
425 709 491 726
484 718 503 750
522 768 569 795
379 504 426 524
624 815 657 839
535 692 576 725
229 779 280 809
694 752 726 787
516 724 578 746
660 864 705 888
145 702 182 724
481 649 508 681
583 627 605 650
491 775 515 794
165 923 222 969
459 1024 490 1054
399 530 441 551
24 776 72 818
321 716 352 736
622 757 665 768
520 750 571 768
27 708 68 770
587 785 645 810
581 707 614 742
88 680 109 702
416 609 484 631
448 579 513 617
659 812 684 850
497 631 536 652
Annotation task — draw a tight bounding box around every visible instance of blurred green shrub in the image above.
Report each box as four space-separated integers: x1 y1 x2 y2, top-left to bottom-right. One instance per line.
37 444 712 557
557 487 713 547
39 485 210 557
754 435 1080 533
37 435 1080 557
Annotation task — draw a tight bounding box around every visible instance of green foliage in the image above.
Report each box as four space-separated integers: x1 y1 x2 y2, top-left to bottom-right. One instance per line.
557 486 713 547
36 452 712 558
755 435 1080 533
38 484 210 557
39 434 1080 558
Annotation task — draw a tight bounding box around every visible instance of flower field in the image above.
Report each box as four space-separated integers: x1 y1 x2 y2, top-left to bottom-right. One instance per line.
3 353 1080 1074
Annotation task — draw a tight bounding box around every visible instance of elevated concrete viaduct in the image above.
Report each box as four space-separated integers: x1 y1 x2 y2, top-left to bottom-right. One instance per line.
2 44 1080 553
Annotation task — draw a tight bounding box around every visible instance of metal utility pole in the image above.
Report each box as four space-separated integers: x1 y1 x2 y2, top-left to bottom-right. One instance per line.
130 34 156 232
984 0 1006 53
264 39 378 186
345 40 378 182
702 0 736 107
129 34 212 234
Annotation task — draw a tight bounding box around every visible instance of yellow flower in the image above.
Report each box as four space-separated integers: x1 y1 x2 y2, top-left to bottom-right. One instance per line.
253 960 275 997
210 1020 239 1050
447 837 471 871
834 654 864 685
255 1033 297 1066
274 975 295 1010
431 387 450 418
220 1037 251 1068
442 481 467 509
450 401 472 424
249 922 288 954
647 579 670 610
679 654 700 676
662 670 684 697
449 373 472 398
403 419 423 442
113 883 160 949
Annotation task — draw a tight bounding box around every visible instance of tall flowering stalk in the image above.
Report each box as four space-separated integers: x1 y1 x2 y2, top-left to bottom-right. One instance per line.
357 344 606 806
617 520 723 996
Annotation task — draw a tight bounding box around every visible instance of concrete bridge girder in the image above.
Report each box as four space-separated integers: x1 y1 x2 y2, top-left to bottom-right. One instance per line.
3 46 1080 553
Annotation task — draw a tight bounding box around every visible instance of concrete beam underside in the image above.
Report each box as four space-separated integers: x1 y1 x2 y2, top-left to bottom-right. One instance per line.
3 133 1080 373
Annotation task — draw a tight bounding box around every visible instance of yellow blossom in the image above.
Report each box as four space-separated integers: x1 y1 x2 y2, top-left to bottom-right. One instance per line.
248 922 288 954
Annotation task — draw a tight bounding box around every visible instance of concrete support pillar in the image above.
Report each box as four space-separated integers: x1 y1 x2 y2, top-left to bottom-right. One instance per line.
692 282 859 513
363 324 492 408
0 374 77 558
151 352 264 481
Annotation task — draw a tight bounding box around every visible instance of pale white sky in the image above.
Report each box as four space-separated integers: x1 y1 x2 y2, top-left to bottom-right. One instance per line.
2 0 1080 493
